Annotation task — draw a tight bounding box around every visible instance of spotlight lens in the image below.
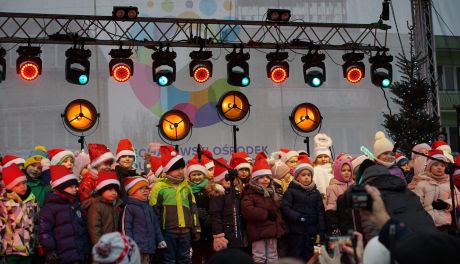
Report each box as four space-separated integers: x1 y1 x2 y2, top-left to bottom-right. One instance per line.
158 75 169 86
311 77 322 87
113 64 131 82
193 66 211 83
79 74 88 85
20 62 39 81
346 67 363 84
381 78 391 88
241 76 250 86
270 67 288 84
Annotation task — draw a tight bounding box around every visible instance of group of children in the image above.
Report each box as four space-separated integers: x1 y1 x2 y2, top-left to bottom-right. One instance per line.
0 131 459 264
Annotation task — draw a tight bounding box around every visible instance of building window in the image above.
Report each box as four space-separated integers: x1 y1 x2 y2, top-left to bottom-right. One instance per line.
442 127 459 153
438 65 460 92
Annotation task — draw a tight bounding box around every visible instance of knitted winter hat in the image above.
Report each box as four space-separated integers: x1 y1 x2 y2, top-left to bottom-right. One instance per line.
269 160 290 180
185 158 208 178
411 143 431 159
213 157 229 182
124 176 149 196
2 163 27 190
294 154 314 178
395 153 409 167
92 232 141 264
333 159 353 183
279 148 299 163
313 133 333 161
50 165 78 190
96 171 120 191
48 148 75 166
88 144 115 168
251 152 272 180
373 131 394 158
160 145 185 173
230 152 252 171
25 145 49 168
116 138 135 161
1 154 25 168
425 149 448 173
336 152 353 161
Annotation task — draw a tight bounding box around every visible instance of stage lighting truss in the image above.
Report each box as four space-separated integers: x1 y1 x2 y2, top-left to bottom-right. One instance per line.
301 51 326 87
16 45 42 81
0 47 6 82
152 47 176 86
266 51 289 84
65 45 91 85
109 48 133 83
342 52 365 84
369 52 393 88
226 48 250 87
189 49 213 83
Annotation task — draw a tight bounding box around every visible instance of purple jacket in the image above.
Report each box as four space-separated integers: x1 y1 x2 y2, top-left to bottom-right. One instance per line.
388 165 406 184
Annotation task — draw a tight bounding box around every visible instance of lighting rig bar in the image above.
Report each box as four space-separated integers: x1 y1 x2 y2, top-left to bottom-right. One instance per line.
0 12 390 51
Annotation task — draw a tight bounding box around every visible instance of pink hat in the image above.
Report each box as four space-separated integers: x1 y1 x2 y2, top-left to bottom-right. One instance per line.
270 160 290 180
2 163 27 190
293 155 314 178
185 158 208 178
333 159 353 183
48 148 75 165
213 157 229 182
425 149 448 173
116 138 135 161
251 152 272 179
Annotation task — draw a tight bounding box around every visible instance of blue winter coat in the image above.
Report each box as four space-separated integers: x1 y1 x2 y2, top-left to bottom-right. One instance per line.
281 181 326 236
121 197 165 254
38 191 90 263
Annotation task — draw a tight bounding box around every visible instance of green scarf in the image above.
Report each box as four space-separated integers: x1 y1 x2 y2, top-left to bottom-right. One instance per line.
191 178 209 193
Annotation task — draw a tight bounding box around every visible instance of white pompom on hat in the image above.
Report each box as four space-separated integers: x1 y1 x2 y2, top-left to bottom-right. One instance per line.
373 131 394 158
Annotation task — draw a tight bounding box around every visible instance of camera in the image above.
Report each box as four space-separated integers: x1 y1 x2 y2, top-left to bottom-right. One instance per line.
344 185 372 210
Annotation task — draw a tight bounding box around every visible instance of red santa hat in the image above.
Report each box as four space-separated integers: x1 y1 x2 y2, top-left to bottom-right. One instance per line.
96 171 120 191
425 149 448 172
88 144 115 168
294 155 314 178
432 141 451 153
213 157 230 183
160 145 185 173
279 148 299 163
193 149 215 170
48 148 75 165
50 165 78 189
2 163 27 190
251 152 272 179
185 158 208 178
116 138 135 161
124 176 149 195
149 156 163 178
1 154 25 168
230 152 252 171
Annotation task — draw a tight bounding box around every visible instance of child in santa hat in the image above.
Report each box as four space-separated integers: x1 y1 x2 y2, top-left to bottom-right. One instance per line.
24 146 51 207
230 152 252 192
122 176 166 263
83 171 123 245
208 157 247 252
312 133 334 202
373 131 405 184
241 152 287 264
149 145 200 264
38 165 91 263
114 139 138 196
193 149 215 180
0 164 38 263
78 143 115 202
281 155 326 262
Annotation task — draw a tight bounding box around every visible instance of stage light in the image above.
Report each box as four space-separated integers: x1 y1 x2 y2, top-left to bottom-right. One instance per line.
266 51 289 84
370 53 393 88
342 52 365 84
112 6 139 20
65 46 91 85
62 99 99 133
109 48 133 83
302 52 326 87
289 103 322 133
0 48 6 82
267 9 291 22
226 48 250 87
152 48 176 86
158 109 192 142
217 91 250 122
16 46 42 81
190 50 213 83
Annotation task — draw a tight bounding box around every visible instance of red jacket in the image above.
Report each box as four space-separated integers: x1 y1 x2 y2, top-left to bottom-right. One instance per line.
78 172 96 202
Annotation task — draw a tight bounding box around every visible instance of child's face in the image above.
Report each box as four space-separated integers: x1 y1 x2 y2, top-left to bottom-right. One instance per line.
189 171 205 184
102 187 119 202
430 162 446 177
378 151 395 163
96 160 114 172
256 175 271 188
296 169 312 186
286 157 298 169
131 186 150 201
341 164 352 181
238 168 250 180
12 181 27 196
26 163 43 179
207 167 214 178
61 156 75 170
168 167 184 179
315 154 330 165
64 185 78 196
118 155 134 169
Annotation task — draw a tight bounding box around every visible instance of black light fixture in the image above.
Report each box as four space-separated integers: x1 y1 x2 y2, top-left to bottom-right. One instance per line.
266 51 289 84
65 45 91 85
380 0 390 21
112 6 139 20
267 9 291 22
189 49 213 83
226 48 250 87
16 45 42 81
302 51 326 87
109 48 133 83
342 52 365 84
152 47 176 86
0 48 5 82
370 52 393 88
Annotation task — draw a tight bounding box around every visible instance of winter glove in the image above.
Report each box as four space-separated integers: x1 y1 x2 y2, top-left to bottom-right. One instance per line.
213 233 228 252
432 199 449 210
157 241 167 249
267 210 277 221
45 252 59 264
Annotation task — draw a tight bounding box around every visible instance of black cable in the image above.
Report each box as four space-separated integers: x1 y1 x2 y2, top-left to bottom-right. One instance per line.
431 2 460 46
380 85 392 116
389 0 406 58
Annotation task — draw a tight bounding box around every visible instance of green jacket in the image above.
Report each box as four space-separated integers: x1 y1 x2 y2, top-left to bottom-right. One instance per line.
27 178 50 207
149 178 200 231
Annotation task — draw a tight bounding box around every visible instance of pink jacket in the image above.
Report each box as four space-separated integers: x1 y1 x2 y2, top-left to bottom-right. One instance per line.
325 178 353 211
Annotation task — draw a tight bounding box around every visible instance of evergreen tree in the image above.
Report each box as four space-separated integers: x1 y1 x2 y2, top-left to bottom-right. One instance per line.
382 30 440 156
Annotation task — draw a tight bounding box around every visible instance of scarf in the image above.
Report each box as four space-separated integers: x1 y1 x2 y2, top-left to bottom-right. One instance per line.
375 157 395 168
165 174 185 185
249 180 274 198
292 179 316 191
191 178 209 193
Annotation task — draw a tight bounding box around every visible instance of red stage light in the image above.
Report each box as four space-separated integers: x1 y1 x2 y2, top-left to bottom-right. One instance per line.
112 63 132 82
346 67 364 84
270 66 288 84
19 62 40 81
193 66 211 83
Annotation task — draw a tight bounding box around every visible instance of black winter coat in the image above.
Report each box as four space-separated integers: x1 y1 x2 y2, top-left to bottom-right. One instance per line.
194 187 212 242
281 181 326 236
